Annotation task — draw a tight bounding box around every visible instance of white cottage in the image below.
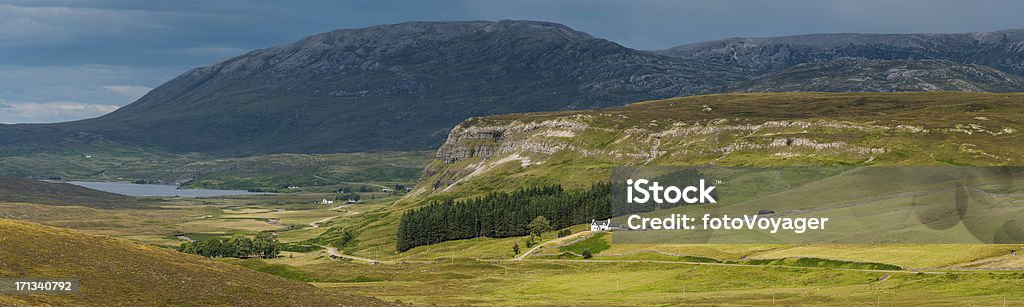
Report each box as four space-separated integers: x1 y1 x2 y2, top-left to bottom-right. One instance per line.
591 219 626 232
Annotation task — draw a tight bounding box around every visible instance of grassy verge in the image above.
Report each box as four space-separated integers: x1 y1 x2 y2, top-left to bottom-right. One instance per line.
559 232 610 255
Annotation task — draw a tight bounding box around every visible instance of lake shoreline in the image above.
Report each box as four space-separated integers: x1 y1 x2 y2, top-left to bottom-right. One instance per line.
45 180 273 198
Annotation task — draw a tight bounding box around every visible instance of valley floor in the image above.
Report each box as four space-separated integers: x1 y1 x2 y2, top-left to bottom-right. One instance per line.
3 190 1023 305
265 249 1024 306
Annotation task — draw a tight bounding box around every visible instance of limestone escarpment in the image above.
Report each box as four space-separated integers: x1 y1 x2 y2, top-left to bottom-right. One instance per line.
418 93 1024 196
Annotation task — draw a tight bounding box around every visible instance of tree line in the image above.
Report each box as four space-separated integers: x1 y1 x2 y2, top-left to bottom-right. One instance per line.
396 182 611 252
177 232 280 259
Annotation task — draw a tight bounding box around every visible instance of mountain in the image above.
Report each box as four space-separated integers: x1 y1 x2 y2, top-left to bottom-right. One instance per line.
0 176 136 208
728 58 1024 93
0 219 391 306
418 92 1024 197
0 20 743 155
659 29 1024 75
3 22 1024 156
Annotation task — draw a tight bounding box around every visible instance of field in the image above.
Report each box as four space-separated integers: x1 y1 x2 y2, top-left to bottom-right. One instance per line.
0 189 403 250
237 248 1024 306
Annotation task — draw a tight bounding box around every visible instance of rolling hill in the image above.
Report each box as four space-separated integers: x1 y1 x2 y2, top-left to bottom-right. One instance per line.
319 92 1024 256
2 21 1024 156
0 218 392 306
420 92 1024 198
0 176 136 208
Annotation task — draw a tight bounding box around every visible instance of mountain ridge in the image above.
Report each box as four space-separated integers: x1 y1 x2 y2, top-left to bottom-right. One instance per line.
3 21 1024 156
658 28 1024 75
1 20 743 154
727 58 1024 92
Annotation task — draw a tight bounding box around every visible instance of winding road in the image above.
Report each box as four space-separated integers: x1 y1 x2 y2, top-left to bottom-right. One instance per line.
514 231 593 261
324 246 388 264
308 216 340 228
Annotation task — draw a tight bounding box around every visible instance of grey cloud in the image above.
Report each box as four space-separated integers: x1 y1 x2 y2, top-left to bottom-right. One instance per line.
0 3 215 47
0 65 178 101
0 100 120 123
182 46 245 56
103 85 153 100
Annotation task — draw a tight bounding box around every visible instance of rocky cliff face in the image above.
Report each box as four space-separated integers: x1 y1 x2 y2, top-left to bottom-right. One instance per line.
420 92 1024 196
435 117 588 164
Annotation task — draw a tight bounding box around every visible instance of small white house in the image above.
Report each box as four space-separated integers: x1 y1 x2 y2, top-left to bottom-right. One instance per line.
319 199 334 205
591 219 626 232
381 187 393 192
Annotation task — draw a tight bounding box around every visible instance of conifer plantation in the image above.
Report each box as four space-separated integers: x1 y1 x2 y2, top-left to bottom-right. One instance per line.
396 183 611 252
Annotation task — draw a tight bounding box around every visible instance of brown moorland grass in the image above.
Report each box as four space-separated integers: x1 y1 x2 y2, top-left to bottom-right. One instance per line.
0 218 394 306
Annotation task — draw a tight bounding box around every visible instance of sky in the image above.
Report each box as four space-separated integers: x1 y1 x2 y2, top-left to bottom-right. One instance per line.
2 0 1023 123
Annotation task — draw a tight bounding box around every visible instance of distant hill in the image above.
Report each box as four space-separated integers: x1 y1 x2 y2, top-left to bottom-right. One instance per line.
728 58 1024 93
0 219 391 306
0 176 135 208
658 29 1024 75
2 22 1024 156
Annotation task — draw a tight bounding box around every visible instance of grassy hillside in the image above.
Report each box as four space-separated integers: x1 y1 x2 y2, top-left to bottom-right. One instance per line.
253 247 1024 305
424 92 1024 198
333 92 1024 258
0 218 391 306
0 176 136 208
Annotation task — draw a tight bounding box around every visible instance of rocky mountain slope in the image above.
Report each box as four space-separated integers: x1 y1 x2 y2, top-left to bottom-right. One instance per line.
659 29 1024 75
416 92 1024 198
0 20 743 155
729 58 1024 92
2 21 1024 156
